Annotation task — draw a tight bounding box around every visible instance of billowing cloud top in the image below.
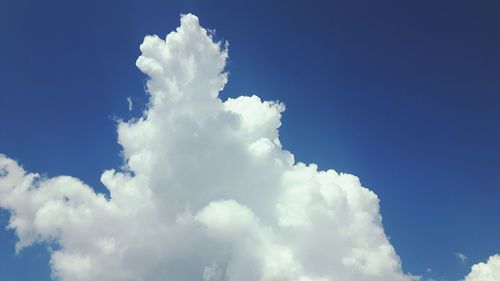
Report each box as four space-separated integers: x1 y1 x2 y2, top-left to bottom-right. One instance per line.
0 13 493 281
463 255 500 281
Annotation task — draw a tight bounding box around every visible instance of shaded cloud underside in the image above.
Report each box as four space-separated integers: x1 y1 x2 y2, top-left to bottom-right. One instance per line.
0 14 497 281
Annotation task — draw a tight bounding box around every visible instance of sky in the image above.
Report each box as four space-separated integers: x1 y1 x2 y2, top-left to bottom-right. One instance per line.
0 1 499 281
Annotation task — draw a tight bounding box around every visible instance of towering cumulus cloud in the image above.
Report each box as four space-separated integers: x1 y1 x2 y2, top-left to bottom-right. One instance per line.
0 14 417 281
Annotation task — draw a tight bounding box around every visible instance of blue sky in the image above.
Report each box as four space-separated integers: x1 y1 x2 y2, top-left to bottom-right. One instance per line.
1 1 499 281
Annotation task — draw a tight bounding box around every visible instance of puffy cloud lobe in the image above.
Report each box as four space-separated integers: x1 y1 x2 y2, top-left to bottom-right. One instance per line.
464 255 500 281
0 14 418 281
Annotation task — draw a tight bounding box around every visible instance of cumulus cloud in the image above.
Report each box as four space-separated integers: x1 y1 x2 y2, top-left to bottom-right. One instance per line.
0 14 419 281
464 255 500 281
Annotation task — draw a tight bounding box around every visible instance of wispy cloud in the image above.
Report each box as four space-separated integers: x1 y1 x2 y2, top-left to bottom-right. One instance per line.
456 252 468 264
127 96 133 111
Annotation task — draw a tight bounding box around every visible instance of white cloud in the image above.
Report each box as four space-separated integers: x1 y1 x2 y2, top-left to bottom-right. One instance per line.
127 96 133 111
457 252 468 264
0 14 420 281
464 255 500 281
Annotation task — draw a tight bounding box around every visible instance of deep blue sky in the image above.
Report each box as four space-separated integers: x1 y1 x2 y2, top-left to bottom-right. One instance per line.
1 1 499 280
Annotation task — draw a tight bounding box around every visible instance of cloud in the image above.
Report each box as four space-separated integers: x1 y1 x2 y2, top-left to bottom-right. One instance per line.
127 96 133 111
0 14 419 281
456 252 468 264
464 255 500 281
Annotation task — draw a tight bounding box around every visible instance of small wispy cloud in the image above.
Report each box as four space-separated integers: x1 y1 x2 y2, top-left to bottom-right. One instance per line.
456 252 468 264
127 96 133 111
